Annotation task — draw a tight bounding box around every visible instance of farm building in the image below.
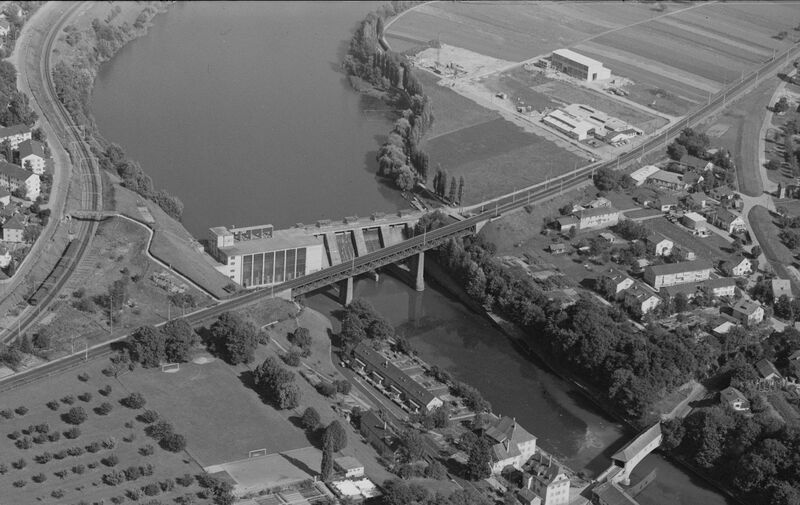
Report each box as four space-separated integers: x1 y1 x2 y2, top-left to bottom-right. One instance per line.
644 260 713 289
550 48 611 82
630 165 660 186
576 206 619 230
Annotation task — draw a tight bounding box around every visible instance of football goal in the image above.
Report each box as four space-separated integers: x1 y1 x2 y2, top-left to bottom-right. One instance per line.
161 363 180 373
248 448 268 458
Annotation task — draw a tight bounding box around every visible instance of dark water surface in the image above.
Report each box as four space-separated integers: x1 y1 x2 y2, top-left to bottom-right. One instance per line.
92 1 405 237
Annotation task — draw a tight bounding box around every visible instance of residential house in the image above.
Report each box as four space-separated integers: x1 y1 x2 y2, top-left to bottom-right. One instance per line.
730 299 764 326
644 233 673 257
598 267 634 296
587 197 611 208
599 232 615 243
681 212 707 230
575 206 619 230
0 19 9 38
720 257 752 277
0 161 39 200
683 171 705 189
0 187 9 206
556 216 578 234
772 279 793 300
713 321 736 336
476 415 537 475
710 186 734 201
593 482 638 505
643 260 713 289
517 488 542 505
688 192 708 209
525 453 570 505
674 244 696 261
334 456 365 479
17 139 46 175
623 283 662 316
705 277 737 298
680 154 715 172
712 208 746 234
549 243 566 255
0 124 31 149
755 358 782 382
630 165 660 186
359 410 398 460
647 169 687 191
720 386 749 411
351 343 443 412
2 214 23 242
654 195 678 212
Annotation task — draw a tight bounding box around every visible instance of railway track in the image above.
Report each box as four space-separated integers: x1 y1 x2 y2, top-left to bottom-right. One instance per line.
0 2 102 344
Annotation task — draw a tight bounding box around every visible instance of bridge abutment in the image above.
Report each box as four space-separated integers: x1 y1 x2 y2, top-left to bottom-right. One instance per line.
339 277 354 306
414 252 425 292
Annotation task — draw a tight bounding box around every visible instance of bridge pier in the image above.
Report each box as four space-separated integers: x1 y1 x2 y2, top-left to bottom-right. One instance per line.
339 277 354 306
414 252 425 291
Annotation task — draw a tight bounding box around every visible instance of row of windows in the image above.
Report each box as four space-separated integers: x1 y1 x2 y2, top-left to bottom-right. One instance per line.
241 247 307 288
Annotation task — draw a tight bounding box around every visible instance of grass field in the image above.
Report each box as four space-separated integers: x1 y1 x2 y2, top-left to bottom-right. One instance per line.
418 70 498 140
0 358 203 504
425 118 584 203
647 217 738 263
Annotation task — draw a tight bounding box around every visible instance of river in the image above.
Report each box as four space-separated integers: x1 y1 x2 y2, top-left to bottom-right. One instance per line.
91 1 405 237
91 3 733 504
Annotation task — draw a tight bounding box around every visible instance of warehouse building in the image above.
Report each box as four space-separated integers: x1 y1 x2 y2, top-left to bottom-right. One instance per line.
551 49 611 82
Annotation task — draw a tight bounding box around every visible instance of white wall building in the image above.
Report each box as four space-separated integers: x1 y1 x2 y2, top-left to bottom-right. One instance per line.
18 139 45 175
0 161 39 200
0 124 31 149
551 49 611 82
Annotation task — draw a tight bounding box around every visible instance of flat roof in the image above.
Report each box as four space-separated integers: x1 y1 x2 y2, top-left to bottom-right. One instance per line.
683 211 706 221
218 228 323 257
553 48 604 69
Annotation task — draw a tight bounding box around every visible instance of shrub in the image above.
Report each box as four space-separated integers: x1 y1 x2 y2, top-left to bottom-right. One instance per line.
160 478 175 492
61 395 76 405
67 446 85 457
31 472 46 483
0 408 12 419
301 407 321 430
0 463 7 474
103 437 117 449
64 406 88 425
14 406 28 416
127 488 142 500
72 464 86 474
34 451 52 464
145 420 174 441
282 349 301 366
143 482 160 496
316 382 337 397
96 402 113 415
137 410 159 424
111 497 126 505
64 427 81 439
32 433 47 444
53 449 68 460
121 392 146 409
124 465 142 481
8 430 20 440
102 454 119 467
52 489 65 499
48 431 61 442
334 379 352 395
78 392 93 402
86 440 101 453
176 473 194 487
99 384 113 396
15 436 32 449
46 400 60 411
140 463 154 476
78 372 90 382
176 494 196 505
124 432 137 443
103 470 125 486
54 469 69 478
34 423 49 433
139 444 155 456
12 479 26 488
88 461 98 469
12 458 26 469
160 433 187 452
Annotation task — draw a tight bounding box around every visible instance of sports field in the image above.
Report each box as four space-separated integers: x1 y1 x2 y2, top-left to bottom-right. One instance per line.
387 2 799 115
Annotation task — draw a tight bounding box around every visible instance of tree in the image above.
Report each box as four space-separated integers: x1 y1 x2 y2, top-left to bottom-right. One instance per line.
400 430 426 462
291 327 312 349
367 318 394 340
210 312 259 365
322 420 348 452
129 326 165 368
320 438 334 481
673 292 689 313
162 318 197 363
253 357 301 410
161 433 187 452
775 97 790 113
22 224 41 243
301 407 321 431
667 142 687 161
64 407 87 425
767 159 781 171
775 295 793 319
448 177 458 202
122 392 147 409
593 167 620 191
458 176 465 204
751 245 762 258
108 276 130 309
465 438 491 480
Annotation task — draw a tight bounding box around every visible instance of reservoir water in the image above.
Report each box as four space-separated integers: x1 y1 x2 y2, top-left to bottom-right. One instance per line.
92 1 405 237
92 3 734 504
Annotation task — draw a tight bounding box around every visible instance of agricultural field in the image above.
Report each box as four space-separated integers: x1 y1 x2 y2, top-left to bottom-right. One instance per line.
425 117 584 203
387 2 799 116
418 70 498 139
0 359 204 505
